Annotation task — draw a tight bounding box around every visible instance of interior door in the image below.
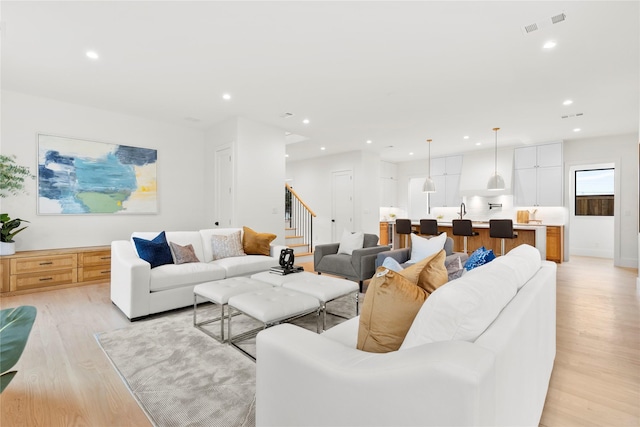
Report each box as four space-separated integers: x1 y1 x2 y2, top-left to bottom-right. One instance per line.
331 170 354 241
214 145 233 227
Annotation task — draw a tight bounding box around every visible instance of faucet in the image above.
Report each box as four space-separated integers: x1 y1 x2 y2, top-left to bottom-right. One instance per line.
459 202 466 219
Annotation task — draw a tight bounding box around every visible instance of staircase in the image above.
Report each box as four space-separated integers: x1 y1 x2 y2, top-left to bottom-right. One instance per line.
285 183 316 264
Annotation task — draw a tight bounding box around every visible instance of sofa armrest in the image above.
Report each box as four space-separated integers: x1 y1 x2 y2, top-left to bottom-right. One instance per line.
351 245 391 280
110 240 152 319
270 244 289 258
375 248 411 268
256 324 496 427
313 243 340 266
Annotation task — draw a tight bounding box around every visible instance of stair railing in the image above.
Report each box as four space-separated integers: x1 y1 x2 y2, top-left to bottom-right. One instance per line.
285 183 316 252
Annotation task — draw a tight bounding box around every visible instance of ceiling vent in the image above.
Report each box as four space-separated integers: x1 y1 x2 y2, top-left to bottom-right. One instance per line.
522 12 566 35
279 112 294 119
561 113 584 119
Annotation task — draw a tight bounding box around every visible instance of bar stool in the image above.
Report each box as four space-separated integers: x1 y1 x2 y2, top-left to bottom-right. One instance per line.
452 219 478 254
395 219 412 248
489 219 518 256
419 219 440 236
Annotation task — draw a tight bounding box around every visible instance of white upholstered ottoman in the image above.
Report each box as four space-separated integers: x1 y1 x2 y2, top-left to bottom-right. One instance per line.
227 287 320 359
251 271 359 330
193 277 273 342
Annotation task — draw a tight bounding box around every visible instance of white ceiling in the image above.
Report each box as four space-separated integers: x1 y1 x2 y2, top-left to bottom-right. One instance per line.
1 1 638 163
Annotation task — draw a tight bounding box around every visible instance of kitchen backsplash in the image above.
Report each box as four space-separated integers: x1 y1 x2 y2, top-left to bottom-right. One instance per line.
381 195 568 225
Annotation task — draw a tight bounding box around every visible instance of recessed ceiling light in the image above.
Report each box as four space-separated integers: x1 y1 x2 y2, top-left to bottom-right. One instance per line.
475 142 482 146
573 128 581 132
366 140 372 144
463 136 469 139
543 40 557 49
285 154 289 158
563 99 573 106
320 147 326 151
302 119 310 124
409 152 414 156
222 93 231 100
86 50 99 60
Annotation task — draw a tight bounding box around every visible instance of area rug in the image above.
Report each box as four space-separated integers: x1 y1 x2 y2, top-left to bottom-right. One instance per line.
96 293 361 427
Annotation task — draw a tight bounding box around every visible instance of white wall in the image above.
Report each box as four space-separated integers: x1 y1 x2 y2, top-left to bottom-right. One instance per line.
1 90 207 251
286 150 381 246
204 117 286 244
564 133 638 267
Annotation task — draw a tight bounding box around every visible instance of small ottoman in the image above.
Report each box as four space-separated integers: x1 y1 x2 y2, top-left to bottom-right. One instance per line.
251 271 359 331
193 277 273 342
227 287 320 359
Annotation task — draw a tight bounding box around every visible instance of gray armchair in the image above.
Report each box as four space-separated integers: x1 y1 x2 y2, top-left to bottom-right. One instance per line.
314 234 391 292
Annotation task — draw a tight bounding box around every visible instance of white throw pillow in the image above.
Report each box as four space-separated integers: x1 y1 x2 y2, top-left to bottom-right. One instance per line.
337 230 364 255
381 257 404 272
407 232 447 264
400 259 518 349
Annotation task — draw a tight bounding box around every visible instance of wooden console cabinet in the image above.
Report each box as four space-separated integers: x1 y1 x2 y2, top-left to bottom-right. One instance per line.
546 226 564 263
0 246 111 295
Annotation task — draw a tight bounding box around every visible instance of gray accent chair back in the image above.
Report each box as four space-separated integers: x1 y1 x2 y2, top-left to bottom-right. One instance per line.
313 233 391 293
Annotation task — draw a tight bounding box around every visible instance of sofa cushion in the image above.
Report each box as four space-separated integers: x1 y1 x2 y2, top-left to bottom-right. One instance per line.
169 242 200 264
337 230 364 255
464 246 496 271
199 228 243 262
400 259 518 349
132 231 174 269
149 262 226 292
211 230 246 260
416 250 448 294
213 254 278 277
407 232 447 264
242 226 276 256
357 267 428 353
132 231 205 262
316 254 356 277
445 254 465 281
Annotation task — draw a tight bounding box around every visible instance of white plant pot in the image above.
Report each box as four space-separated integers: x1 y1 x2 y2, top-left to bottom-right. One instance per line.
0 241 16 256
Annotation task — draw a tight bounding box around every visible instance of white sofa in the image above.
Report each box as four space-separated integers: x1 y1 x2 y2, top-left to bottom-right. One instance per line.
256 244 556 427
111 228 286 320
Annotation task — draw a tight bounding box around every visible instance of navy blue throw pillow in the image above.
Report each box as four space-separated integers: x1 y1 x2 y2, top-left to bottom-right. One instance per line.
133 231 174 268
464 246 496 271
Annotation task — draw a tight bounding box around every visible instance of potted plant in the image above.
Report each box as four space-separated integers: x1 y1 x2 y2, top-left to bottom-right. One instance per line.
0 305 37 393
0 155 34 256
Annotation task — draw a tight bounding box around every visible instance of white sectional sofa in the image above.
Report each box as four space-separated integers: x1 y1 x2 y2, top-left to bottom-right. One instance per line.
111 228 286 320
256 244 556 427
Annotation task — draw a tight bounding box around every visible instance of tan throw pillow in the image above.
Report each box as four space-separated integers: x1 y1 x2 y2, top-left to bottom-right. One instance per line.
211 231 246 260
169 242 200 264
242 226 277 256
357 267 429 353
417 250 449 294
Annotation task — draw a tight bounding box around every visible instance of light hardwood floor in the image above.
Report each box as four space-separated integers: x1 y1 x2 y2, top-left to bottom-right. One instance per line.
1 256 638 426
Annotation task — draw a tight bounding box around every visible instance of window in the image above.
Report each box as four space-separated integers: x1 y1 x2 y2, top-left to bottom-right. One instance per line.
575 168 614 216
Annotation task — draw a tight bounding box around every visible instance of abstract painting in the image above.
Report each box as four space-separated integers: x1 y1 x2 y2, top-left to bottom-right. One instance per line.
38 134 158 214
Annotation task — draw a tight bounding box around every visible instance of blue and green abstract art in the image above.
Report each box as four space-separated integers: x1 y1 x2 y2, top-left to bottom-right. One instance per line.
37 134 158 214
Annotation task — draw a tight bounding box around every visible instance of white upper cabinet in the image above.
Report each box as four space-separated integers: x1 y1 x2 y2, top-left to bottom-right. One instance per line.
380 161 398 206
514 142 563 207
429 155 462 207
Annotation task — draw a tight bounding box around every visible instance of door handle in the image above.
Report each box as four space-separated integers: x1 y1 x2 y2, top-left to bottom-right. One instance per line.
214 221 219 226
331 219 335 222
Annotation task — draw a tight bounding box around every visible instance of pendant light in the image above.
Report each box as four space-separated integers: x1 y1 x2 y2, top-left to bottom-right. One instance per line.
487 127 505 190
423 139 436 193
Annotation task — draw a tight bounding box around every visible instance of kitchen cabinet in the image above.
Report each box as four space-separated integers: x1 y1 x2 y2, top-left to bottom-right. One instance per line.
546 225 564 263
1 246 111 295
514 142 562 207
430 155 462 208
380 161 398 206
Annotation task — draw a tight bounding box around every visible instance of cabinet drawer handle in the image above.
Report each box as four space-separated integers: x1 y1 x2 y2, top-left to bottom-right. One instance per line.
39 262 54 266
100 257 110 260
101 270 111 274
39 277 53 281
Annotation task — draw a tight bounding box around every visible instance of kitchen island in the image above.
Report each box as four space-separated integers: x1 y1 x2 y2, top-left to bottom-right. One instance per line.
392 220 547 260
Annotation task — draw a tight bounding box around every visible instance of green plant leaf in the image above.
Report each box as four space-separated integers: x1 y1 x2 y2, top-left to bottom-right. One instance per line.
0 371 17 394
0 306 37 392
